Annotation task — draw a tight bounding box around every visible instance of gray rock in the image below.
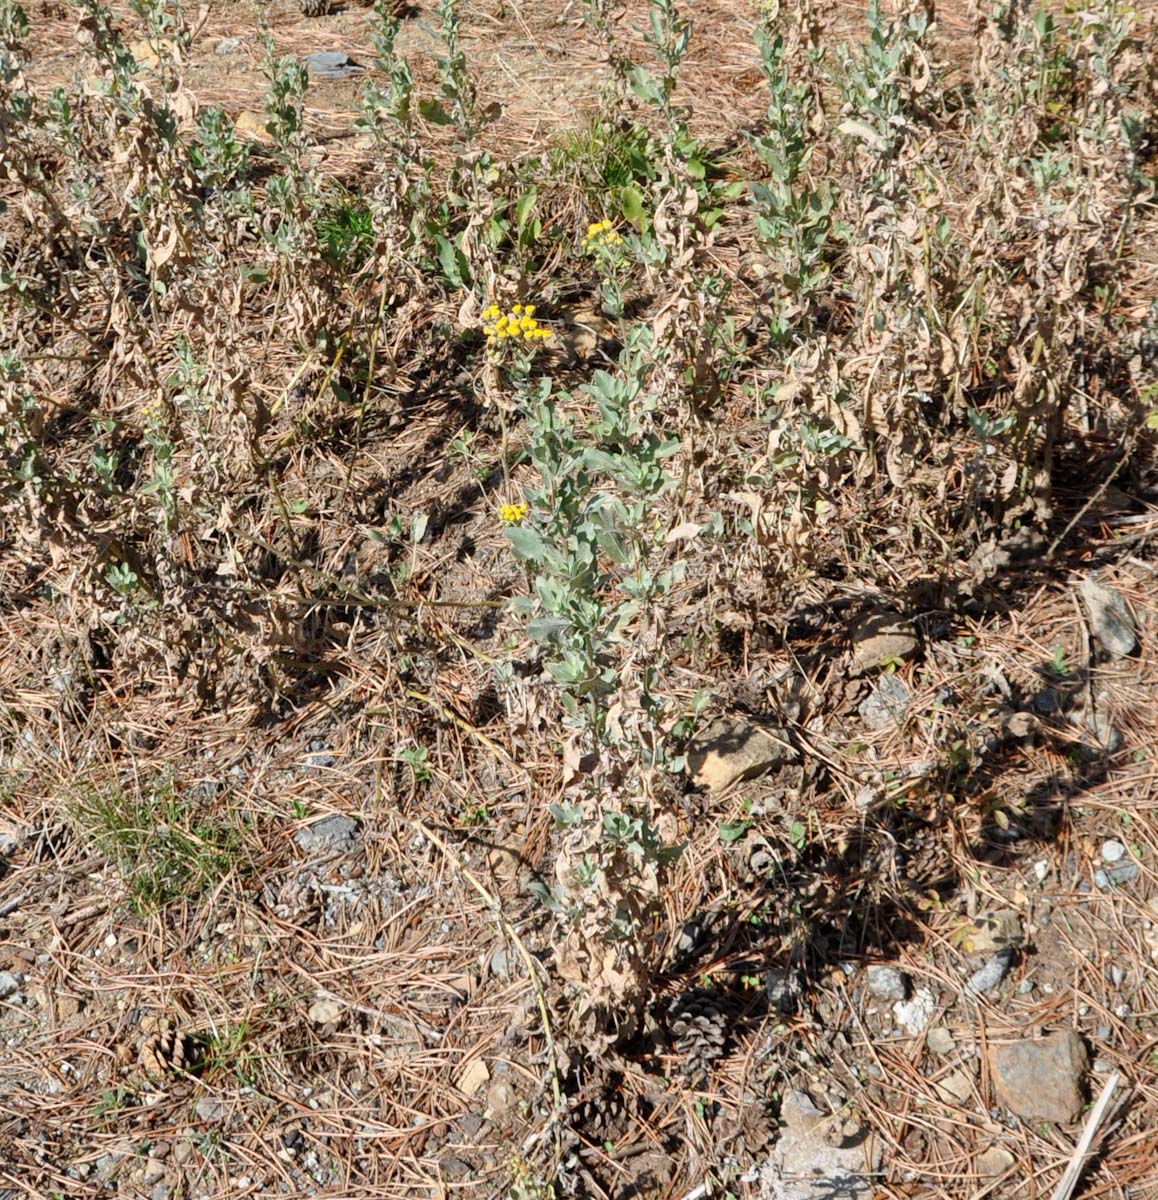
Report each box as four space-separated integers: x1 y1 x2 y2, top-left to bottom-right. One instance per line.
303 51 367 80
95 1153 125 1184
761 1089 880 1200
851 613 918 672
926 1027 955 1055
1084 706 1123 753
488 948 513 979
990 1030 1087 1124
1080 578 1136 658
1017 978 1035 994
858 673 911 731
215 37 241 55
686 716 789 791
894 986 937 1036
965 948 1015 996
142 1159 167 1184
1101 839 1126 863
764 968 799 1013
865 965 908 1002
194 1095 226 1123
294 814 359 854
1100 861 1140 887
0 971 23 999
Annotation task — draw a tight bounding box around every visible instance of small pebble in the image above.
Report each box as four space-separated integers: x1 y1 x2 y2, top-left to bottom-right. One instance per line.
1095 1026 1112 1041
1101 840 1126 863
1109 965 1125 988
142 1160 167 1185
0 971 23 999
1106 862 1140 886
927 1027 955 1055
866 964 908 1002
1017 978 1035 994
215 36 241 54
965 949 1014 996
1033 860 1049 882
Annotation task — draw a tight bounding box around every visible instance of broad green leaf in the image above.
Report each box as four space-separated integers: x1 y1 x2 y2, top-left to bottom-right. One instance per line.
418 97 453 125
618 184 646 226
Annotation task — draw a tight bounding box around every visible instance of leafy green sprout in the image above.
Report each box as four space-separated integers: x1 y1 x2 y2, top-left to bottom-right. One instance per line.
315 187 374 271
788 819 807 853
397 745 432 783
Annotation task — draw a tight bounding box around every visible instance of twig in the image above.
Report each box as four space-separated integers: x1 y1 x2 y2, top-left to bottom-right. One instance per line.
1048 1071 1124 1200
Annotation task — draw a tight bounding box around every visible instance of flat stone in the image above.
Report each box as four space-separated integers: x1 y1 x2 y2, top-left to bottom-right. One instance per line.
1101 840 1126 863
233 111 273 143
858 674 911 731
142 1160 167 1184
850 613 918 672
294 814 358 854
0 971 23 999
194 1095 226 1123
990 1031 1087 1125
457 1058 489 1097
975 1146 1016 1179
865 965 908 1002
966 909 1023 954
762 1088 880 1200
1080 578 1136 658
935 1066 974 1104
926 1027 955 1055
303 51 367 80
686 717 787 791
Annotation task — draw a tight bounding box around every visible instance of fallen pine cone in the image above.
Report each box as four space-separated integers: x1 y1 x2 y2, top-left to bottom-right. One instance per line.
138 1016 198 1078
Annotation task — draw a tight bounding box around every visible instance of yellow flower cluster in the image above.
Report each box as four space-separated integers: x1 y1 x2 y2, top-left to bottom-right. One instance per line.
482 303 551 346
498 502 528 525
583 219 623 253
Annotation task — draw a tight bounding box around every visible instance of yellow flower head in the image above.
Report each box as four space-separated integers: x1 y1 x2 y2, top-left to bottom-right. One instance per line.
583 219 623 253
498 502 528 525
481 300 552 349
